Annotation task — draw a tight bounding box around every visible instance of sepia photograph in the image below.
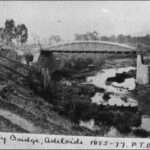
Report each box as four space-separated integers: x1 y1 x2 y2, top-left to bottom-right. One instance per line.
0 1 150 142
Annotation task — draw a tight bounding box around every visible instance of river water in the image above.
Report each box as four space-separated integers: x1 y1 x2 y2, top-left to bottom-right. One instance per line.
80 66 150 136
87 66 137 106
28 51 150 136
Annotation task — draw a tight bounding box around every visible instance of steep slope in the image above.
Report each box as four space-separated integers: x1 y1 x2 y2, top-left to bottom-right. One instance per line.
0 48 93 136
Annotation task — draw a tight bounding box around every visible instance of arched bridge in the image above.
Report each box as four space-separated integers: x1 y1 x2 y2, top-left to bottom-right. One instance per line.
41 41 138 54
39 40 150 86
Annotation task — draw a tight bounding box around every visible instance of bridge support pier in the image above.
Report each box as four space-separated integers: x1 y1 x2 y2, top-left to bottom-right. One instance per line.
37 50 64 89
136 54 150 85
37 51 52 89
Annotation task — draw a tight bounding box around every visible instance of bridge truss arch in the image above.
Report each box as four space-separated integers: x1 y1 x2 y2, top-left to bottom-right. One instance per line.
41 41 137 53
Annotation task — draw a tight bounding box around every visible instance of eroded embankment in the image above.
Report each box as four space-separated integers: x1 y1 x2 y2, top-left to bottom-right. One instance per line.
0 49 148 138
0 109 37 133
0 49 95 136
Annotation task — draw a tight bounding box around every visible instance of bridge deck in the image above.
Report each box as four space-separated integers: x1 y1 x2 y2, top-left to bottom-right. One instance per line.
41 41 140 54
41 49 138 54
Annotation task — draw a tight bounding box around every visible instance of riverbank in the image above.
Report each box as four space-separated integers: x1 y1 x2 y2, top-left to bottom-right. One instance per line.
0 49 98 136
134 84 150 116
32 55 144 137
45 56 150 138
0 49 148 137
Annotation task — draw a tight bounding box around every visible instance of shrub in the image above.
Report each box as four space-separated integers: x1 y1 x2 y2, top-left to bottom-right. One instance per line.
78 84 96 97
51 70 71 81
103 93 110 101
27 69 44 92
116 124 131 135
95 111 114 126
79 103 99 121
114 111 142 128
0 81 15 99
133 129 148 138
63 99 91 122
79 110 93 121
24 53 33 66
62 54 105 72
131 115 141 127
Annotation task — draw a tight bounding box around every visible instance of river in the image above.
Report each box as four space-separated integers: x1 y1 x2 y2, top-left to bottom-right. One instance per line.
87 66 137 107
80 66 150 137
29 51 150 136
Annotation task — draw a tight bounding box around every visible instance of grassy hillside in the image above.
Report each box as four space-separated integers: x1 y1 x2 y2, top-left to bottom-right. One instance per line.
0 49 95 136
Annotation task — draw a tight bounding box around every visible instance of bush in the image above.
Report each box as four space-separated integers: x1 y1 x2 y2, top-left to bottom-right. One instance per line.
51 70 71 81
0 81 15 99
114 111 141 127
62 54 105 72
95 111 114 126
116 124 131 135
80 103 99 121
63 99 91 122
132 115 141 127
27 69 44 91
78 84 97 97
24 53 33 66
133 129 148 137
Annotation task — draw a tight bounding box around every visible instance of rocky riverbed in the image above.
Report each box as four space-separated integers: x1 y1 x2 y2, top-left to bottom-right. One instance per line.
51 57 150 137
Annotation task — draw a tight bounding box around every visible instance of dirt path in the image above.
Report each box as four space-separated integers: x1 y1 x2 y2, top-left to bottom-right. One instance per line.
0 109 39 133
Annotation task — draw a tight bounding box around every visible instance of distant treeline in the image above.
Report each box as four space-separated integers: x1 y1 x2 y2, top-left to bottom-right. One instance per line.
74 31 150 47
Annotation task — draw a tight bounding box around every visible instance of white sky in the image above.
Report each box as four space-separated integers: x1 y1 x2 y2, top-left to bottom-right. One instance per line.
0 1 150 42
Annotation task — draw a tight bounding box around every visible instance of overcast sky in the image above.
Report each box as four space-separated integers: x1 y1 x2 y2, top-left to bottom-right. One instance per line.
0 1 150 42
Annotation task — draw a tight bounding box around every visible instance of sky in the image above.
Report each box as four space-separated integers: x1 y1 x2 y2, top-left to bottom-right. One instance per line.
0 1 150 43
